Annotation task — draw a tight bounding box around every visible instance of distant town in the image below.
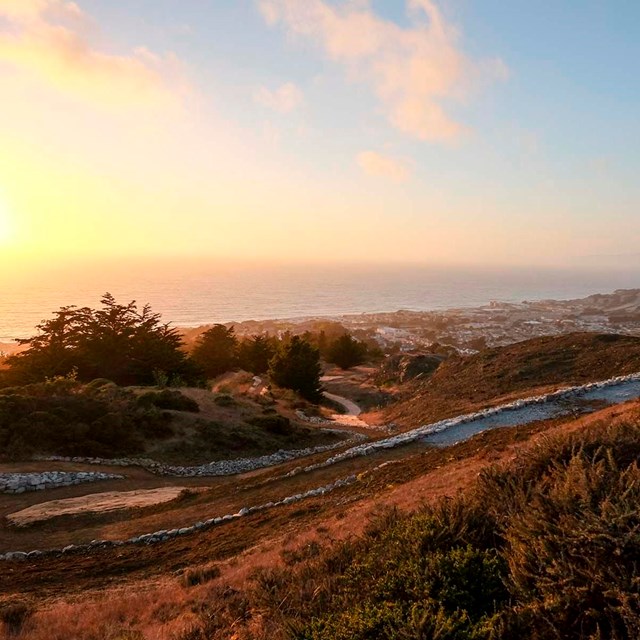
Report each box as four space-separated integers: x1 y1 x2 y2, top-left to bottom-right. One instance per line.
213 288 640 354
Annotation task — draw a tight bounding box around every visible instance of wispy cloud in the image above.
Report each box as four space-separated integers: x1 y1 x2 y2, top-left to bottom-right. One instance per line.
258 0 507 142
0 0 187 108
357 150 411 182
254 82 304 113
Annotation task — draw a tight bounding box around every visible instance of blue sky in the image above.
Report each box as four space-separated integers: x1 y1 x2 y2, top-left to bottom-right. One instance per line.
0 0 638 267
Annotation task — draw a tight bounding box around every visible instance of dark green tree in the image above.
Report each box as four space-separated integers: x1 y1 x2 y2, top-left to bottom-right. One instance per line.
6 294 194 386
191 324 238 379
238 334 276 374
268 335 323 402
327 333 368 370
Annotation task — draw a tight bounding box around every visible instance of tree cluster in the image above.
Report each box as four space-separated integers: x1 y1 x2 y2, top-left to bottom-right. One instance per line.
6 294 196 387
326 333 369 370
191 327 278 378
4 294 376 403
269 336 323 402
191 328 322 400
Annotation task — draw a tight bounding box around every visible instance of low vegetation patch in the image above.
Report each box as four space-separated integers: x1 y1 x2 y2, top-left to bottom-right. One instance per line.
0 376 339 464
180 564 222 588
0 601 33 637
136 389 200 413
155 412 338 465
0 378 172 459
248 414 293 435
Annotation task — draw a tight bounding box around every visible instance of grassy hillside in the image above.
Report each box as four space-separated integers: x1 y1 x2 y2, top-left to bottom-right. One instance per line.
181 403 640 640
0 379 341 463
387 332 640 426
5 333 640 640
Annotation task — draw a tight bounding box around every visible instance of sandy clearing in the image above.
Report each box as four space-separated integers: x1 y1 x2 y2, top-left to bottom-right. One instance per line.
7 487 196 527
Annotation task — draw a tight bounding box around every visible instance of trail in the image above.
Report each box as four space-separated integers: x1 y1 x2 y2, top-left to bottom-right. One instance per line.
322 391 371 428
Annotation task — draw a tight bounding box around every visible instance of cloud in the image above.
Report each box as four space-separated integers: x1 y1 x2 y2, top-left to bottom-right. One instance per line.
258 0 507 142
0 0 186 108
357 150 411 182
254 82 304 113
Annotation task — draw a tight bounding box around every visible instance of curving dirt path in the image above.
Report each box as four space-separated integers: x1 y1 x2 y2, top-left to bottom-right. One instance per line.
323 390 373 428
323 391 362 417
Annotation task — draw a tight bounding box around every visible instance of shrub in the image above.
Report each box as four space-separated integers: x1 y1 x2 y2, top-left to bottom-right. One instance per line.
0 381 176 459
0 600 33 636
137 389 200 412
181 564 222 588
249 414 292 435
214 393 236 407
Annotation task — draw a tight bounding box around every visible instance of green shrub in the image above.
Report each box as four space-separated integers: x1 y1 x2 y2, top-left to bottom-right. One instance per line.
214 393 236 407
0 381 174 459
249 414 292 435
137 389 200 412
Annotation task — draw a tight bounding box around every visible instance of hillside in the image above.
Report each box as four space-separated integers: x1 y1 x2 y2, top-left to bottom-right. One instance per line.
0 380 342 464
3 332 640 639
3 396 640 639
213 402 640 640
386 332 640 426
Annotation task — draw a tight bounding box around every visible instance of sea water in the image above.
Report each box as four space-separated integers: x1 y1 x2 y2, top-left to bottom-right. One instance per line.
1 261 639 342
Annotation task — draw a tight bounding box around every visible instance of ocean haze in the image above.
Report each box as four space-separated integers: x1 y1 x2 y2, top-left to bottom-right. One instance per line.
2 262 640 342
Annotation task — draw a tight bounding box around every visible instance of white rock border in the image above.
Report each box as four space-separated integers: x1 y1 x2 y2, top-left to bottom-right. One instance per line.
38 429 366 478
0 474 359 562
0 472 124 494
286 372 640 476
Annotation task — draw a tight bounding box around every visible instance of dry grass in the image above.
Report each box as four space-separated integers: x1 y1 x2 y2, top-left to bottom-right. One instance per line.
0 583 207 640
5 401 640 639
388 332 640 427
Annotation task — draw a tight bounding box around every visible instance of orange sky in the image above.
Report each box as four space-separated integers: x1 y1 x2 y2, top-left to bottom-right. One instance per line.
0 0 638 271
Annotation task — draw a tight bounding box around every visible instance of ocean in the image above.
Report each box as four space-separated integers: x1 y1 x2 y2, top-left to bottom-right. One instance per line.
2 261 640 342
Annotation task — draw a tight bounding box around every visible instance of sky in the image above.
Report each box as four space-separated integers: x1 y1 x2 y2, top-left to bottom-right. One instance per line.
0 0 638 270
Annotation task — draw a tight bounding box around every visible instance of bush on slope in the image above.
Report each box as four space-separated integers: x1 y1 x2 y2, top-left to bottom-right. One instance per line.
186 408 640 640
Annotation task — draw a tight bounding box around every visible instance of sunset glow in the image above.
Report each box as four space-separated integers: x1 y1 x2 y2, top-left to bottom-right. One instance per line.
0 1 638 269
0 196 13 245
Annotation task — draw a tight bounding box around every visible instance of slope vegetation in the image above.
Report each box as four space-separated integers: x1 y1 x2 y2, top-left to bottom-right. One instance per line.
387 332 640 426
231 403 640 640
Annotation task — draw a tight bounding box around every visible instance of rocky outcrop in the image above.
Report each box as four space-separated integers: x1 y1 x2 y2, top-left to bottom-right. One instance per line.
0 471 124 494
377 353 444 384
